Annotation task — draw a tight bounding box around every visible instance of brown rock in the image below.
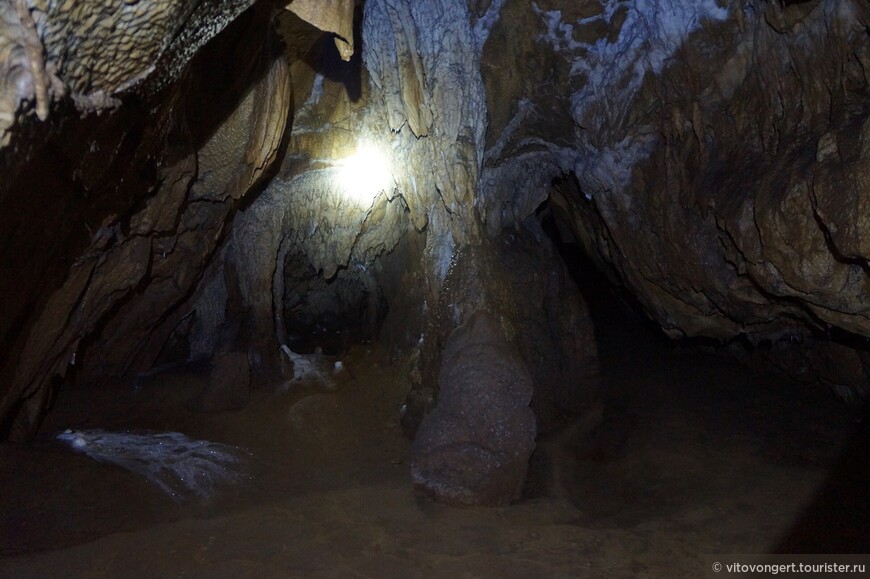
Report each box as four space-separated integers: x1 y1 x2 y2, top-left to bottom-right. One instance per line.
411 310 536 506
407 224 601 436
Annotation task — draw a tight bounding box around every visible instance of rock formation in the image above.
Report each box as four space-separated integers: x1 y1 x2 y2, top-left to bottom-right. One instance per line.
478 0 870 396
411 310 536 506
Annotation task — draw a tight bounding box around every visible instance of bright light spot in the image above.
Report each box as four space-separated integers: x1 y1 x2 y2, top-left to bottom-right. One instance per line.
336 143 392 205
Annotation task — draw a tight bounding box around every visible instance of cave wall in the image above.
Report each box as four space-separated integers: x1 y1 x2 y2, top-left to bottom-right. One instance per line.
0 5 291 440
477 0 870 397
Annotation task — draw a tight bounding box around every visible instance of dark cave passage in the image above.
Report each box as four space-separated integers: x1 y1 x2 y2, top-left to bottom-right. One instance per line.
281 248 385 355
533 210 870 554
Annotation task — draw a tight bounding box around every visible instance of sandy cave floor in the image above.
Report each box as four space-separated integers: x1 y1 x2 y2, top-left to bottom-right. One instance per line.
0 304 868 578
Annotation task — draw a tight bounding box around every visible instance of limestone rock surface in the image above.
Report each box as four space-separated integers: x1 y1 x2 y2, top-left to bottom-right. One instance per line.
286 0 356 61
0 13 291 440
411 310 536 506
403 221 601 435
477 0 870 397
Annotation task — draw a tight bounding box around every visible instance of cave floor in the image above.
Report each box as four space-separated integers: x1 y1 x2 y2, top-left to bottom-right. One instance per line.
1 313 866 577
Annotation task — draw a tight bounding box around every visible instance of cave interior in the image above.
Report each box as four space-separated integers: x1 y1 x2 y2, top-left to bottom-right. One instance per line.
0 0 869 575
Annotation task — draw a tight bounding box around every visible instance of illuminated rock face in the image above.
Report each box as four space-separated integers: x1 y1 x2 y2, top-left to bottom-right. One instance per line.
0 0 259 154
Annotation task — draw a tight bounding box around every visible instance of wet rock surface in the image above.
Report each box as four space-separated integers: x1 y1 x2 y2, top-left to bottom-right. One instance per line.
477 0 870 394
411 310 536 506
404 221 601 436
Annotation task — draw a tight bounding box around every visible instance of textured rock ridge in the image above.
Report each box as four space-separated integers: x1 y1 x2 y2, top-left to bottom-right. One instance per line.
363 0 488 251
475 0 870 398
0 0 360 149
0 11 292 440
